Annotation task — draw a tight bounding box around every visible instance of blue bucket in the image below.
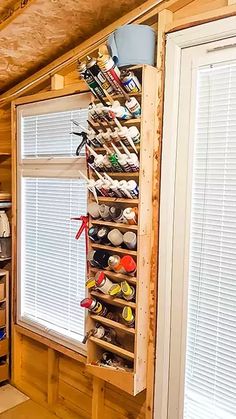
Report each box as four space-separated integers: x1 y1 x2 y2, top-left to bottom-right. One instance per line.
107 24 156 67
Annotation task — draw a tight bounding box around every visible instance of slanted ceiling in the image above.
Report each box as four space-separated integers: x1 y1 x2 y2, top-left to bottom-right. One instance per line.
0 0 144 94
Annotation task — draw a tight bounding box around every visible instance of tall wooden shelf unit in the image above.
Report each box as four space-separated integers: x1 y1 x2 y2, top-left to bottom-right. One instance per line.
85 65 158 396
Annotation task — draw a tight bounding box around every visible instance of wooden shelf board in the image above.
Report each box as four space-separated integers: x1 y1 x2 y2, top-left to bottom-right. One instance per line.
90 171 139 179
90 291 136 309
90 268 137 285
0 153 11 157
92 118 141 128
86 364 134 395
91 243 137 256
91 220 138 230
93 92 141 103
94 145 140 153
0 299 6 304
92 196 139 204
89 336 134 361
90 315 135 335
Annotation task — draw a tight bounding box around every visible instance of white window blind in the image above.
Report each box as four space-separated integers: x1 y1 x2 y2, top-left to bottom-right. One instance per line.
21 178 87 343
22 108 88 158
18 99 89 349
184 62 236 419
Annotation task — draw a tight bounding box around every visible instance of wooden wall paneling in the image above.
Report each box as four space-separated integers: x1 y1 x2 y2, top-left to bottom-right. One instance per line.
104 383 146 418
57 355 93 419
166 2 236 31
92 378 105 419
47 348 59 409
174 0 227 19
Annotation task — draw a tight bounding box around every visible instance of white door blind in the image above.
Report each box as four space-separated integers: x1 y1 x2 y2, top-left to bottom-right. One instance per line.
20 177 87 343
22 108 88 158
184 62 236 419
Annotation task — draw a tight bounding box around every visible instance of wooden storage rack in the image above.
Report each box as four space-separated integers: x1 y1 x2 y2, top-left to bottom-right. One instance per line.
0 270 9 382
85 65 158 396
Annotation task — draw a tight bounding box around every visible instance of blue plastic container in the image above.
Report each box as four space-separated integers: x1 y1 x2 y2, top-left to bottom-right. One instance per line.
107 24 156 67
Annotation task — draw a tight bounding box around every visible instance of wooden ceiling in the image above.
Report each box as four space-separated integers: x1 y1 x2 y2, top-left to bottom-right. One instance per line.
0 0 144 93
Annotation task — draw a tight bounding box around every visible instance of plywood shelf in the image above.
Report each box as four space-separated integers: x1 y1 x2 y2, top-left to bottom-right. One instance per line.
92 196 139 204
94 145 140 153
91 243 137 256
90 268 137 285
93 92 141 104
90 291 136 309
90 171 139 179
92 118 141 128
89 337 135 361
91 220 138 230
90 315 135 335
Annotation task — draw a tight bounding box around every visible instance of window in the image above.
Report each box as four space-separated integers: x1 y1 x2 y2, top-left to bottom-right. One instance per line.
17 94 90 352
158 22 236 419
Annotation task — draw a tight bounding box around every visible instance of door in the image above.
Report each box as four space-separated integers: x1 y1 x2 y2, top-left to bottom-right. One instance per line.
165 37 236 419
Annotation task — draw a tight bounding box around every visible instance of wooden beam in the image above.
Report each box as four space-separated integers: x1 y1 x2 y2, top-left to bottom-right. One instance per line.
0 0 36 32
47 348 59 409
51 74 65 91
166 4 236 32
92 378 105 419
145 9 173 419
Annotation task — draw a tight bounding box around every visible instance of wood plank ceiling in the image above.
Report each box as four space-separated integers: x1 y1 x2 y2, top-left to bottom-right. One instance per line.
0 0 144 93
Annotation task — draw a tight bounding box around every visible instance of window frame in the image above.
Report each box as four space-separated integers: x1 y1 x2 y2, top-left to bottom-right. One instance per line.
154 16 236 419
15 92 90 355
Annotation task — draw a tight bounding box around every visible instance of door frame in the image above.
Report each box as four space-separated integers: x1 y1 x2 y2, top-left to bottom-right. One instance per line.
154 15 236 419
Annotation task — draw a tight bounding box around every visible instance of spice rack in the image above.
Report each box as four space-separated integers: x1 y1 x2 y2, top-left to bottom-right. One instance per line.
85 65 158 395
0 270 9 383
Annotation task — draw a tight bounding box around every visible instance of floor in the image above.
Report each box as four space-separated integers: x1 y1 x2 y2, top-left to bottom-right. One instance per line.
0 401 58 419
0 385 58 419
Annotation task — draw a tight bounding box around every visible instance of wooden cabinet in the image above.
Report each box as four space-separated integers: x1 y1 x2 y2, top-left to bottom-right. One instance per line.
85 65 158 396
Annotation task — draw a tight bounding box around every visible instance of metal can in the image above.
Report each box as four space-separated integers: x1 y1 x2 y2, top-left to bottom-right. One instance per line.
77 60 106 105
80 298 108 316
122 306 135 327
97 53 124 94
95 271 114 294
86 56 114 94
121 281 135 301
108 255 126 274
121 71 142 93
